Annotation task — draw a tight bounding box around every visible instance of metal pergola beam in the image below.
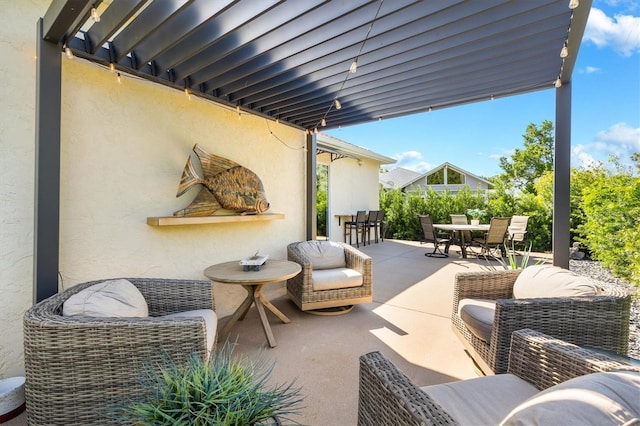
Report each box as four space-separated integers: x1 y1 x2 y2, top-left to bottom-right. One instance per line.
553 82 571 268
34 18 62 302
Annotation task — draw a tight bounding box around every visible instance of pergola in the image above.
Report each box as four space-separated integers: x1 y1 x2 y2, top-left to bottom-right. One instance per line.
35 0 592 300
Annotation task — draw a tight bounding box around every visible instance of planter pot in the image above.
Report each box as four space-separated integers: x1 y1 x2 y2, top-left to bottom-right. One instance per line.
470 219 480 225
0 376 25 423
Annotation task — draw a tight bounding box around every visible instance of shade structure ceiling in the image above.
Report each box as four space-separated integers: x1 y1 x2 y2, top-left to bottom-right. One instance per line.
43 0 590 131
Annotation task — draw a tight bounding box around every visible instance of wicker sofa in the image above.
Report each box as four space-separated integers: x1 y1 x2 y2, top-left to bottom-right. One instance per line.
451 268 631 375
358 329 640 426
23 278 216 425
287 240 372 311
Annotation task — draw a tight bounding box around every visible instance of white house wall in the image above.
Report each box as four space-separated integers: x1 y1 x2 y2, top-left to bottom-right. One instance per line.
326 156 380 243
0 0 306 378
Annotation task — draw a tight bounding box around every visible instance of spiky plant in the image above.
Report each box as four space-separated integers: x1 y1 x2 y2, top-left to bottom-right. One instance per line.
119 342 303 425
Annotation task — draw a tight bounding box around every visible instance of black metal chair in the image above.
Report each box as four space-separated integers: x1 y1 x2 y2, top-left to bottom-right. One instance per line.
344 210 368 247
418 214 451 258
365 210 382 244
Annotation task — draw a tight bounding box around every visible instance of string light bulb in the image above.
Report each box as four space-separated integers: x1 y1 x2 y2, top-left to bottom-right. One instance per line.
334 99 342 110
90 7 100 23
555 77 562 88
117 72 121 83
184 88 192 100
321 118 326 127
349 60 358 74
109 63 115 73
560 45 568 58
568 0 579 9
64 45 74 59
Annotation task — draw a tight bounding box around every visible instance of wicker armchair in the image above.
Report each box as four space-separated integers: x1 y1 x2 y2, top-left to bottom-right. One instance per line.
287 241 372 311
23 278 216 425
452 269 631 375
358 329 640 426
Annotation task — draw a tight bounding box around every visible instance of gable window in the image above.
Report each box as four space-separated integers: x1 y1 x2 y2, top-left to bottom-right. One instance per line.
427 169 444 184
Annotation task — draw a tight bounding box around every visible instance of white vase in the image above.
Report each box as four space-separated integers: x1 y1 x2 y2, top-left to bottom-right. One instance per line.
470 219 480 225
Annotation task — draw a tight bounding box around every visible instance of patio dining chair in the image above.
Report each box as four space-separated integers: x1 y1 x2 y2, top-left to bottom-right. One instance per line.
418 214 451 258
365 210 382 244
344 210 368 247
471 217 510 257
507 215 529 250
450 214 472 249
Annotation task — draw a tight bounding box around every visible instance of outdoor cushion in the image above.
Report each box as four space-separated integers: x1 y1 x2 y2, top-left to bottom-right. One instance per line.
312 268 362 291
296 241 347 270
500 371 640 425
162 309 217 354
512 265 597 299
422 374 539 426
62 278 148 317
458 298 496 343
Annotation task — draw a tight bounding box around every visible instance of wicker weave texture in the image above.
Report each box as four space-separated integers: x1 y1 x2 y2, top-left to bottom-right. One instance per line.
358 329 639 425
286 241 373 310
451 270 631 374
23 278 216 426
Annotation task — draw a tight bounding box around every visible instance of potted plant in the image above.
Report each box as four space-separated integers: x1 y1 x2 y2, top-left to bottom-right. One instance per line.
118 342 303 425
466 208 486 225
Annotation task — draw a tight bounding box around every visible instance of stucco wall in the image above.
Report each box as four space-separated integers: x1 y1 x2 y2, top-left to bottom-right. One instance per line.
0 0 49 379
0 1 306 378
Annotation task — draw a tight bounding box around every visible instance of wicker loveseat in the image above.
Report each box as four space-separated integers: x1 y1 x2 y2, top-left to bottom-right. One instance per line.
452 267 631 375
358 329 640 425
287 240 372 311
23 278 216 425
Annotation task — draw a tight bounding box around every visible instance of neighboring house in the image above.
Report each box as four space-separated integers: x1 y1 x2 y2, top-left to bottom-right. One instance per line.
316 133 395 243
391 162 494 194
379 167 422 189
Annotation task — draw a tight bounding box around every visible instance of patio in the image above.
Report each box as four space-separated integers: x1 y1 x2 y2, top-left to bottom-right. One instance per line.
216 239 550 425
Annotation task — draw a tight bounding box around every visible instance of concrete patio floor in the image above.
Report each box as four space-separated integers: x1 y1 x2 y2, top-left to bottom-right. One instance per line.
6 239 549 426
221 239 550 426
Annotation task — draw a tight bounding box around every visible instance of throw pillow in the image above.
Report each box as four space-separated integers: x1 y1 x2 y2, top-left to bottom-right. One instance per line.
512 265 597 299
296 241 346 270
500 371 640 426
63 279 149 317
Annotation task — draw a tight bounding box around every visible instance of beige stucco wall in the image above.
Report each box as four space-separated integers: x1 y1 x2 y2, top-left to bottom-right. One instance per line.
0 1 306 378
0 0 49 379
322 155 381 243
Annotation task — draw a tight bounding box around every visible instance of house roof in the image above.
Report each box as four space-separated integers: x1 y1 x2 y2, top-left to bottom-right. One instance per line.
379 167 422 189
403 162 495 188
317 133 396 164
42 0 591 132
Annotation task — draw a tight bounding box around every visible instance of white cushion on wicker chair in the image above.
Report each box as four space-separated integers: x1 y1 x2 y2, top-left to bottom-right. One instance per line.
62 279 148 317
500 371 640 425
312 268 363 291
458 298 496 343
163 309 217 352
296 240 347 270
422 374 539 426
513 265 597 299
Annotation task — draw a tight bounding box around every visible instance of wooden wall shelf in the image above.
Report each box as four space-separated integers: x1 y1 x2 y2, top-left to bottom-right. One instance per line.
147 213 285 226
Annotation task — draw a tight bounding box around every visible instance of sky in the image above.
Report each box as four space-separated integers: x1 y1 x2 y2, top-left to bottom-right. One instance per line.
326 0 640 178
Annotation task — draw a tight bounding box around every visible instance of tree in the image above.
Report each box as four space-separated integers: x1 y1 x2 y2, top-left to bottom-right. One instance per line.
497 120 554 194
631 152 640 173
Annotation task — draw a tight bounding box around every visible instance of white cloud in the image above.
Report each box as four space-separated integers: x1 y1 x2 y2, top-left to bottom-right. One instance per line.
584 8 640 56
572 122 640 167
584 65 601 73
391 151 432 172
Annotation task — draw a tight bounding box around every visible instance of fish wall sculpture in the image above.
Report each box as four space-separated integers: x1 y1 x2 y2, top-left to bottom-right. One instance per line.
173 144 270 217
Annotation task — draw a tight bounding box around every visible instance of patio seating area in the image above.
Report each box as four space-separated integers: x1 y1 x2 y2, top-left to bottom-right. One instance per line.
210 240 549 425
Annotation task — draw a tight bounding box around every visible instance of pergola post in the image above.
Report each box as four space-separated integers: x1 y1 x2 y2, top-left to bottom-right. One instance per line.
34 18 62 302
306 132 317 241
553 81 571 268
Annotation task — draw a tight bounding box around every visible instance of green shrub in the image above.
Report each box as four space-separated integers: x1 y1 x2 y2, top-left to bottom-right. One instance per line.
119 343 303 425
577 163 640 285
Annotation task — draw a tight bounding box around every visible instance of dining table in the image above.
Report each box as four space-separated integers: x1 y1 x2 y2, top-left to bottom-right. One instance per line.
432 223 490 258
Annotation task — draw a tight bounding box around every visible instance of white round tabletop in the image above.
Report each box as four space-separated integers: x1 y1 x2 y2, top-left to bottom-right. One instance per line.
204 259 301 285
